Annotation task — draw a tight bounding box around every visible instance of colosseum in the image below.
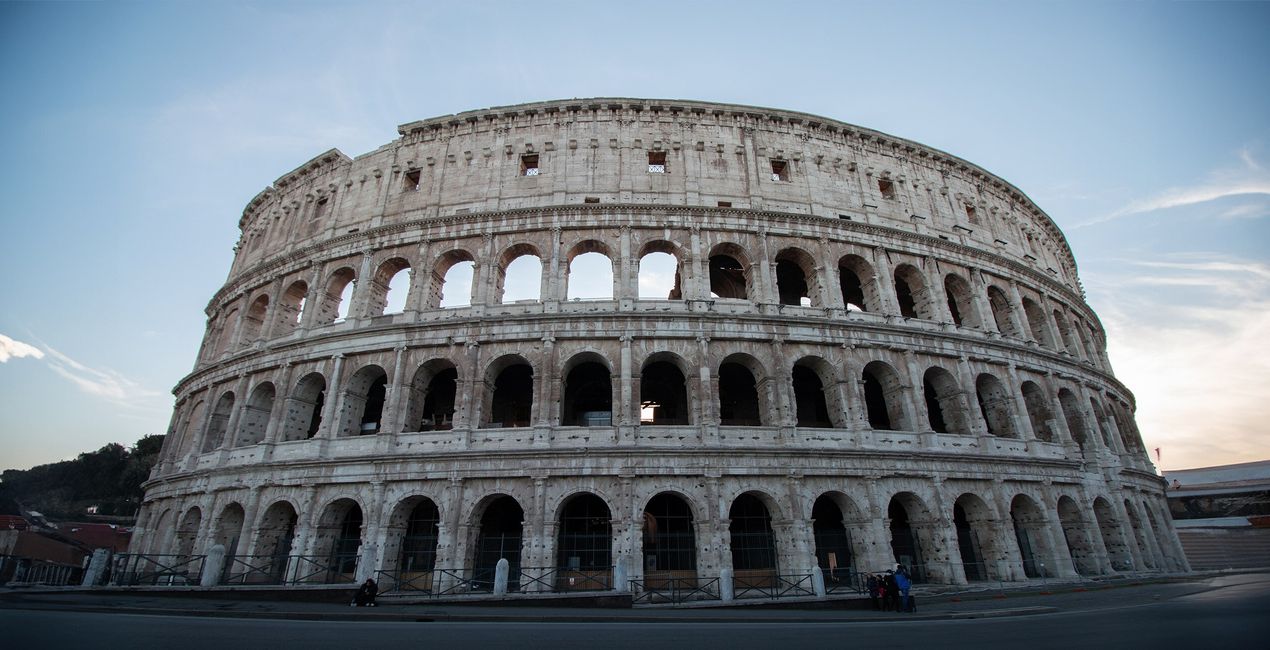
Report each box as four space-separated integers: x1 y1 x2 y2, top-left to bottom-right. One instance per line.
128 98 1189 598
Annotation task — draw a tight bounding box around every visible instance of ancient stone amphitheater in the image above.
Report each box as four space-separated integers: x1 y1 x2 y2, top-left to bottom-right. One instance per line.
130 98 1188 597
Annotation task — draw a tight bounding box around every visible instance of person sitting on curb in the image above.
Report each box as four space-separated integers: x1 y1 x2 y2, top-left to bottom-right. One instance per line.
352 577 378 607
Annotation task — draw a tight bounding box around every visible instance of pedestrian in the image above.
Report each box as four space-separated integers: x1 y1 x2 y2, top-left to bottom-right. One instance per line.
884 570 900 612
894 564 912 613
867 574 882 610
352 577 378 607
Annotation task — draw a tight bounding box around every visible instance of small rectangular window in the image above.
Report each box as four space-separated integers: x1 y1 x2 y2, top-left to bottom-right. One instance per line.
403 169 421 192
965 203 979 224
718 201 732 208
520 154 539 176
313 198 328 220
648 151 667 173
584 196 600 204
770 159 789 182
878 178 896 200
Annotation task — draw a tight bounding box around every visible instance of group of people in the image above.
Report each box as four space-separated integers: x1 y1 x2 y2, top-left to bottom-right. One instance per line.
865 565 915 613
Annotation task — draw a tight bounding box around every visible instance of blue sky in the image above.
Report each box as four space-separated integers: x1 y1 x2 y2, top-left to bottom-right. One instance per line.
1 1 1267 471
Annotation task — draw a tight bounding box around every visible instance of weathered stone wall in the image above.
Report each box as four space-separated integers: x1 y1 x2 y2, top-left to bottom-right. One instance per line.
133 99 1188 586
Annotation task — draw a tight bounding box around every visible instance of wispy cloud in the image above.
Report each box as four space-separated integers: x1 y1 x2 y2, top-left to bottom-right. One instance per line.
0 333 45 363
1078 149 1270 228
39 344 164 407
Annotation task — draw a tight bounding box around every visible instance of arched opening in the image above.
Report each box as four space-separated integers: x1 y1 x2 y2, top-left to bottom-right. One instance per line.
235 382 275 447
567 248 614 300
472 495 523 591
335 365 387 436
1057 496 1100 576
561 357 612 426
175 508 202 558
439 260 475 307
273 280 307 336
1057 388 1088 450
952 497 988 581
1088 397 1113 449
729 493 778 585
408 364 457 432
369 258 412 316
718 360 762 426
1093 497 1133 571
1053 309 1078 355
398 498 441 580
280 372 325 441
556 493 613 590
640 358 689 425
314 500 362 583
253 501 297 583
944 274 978 328
213 503 246 561
1021 381 1054 442
1021 297 1053 348
923 367 970 435
812 495 853 585
976 374 1018 438
1124 500 1155 569
838 255 879 312
213 308 238 358
240 295 269 345
202 392 235 452
499 250 542 303
792 363 832 428
893 264 933 320
1010 495 1053 578
638 250 681 300
986 285 1019 337
708 248 748 300
320 267 356 324
888 495 929 583
486 358 533 428
177 400 206 458
775 248 815 307
862 361 908 431
642 493 696 586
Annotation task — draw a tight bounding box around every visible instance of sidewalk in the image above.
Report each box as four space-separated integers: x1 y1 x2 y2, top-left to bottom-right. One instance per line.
0 572 1256 624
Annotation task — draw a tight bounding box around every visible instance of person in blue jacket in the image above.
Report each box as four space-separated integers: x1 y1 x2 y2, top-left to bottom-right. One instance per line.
893 564 913 613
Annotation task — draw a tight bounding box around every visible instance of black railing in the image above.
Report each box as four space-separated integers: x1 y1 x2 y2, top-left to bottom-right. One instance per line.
286 555 357 584
823 567 865 594
374 567 494 596
110 554 205 586
733 572 816 600
0 555 83 586
630 576 721 605
518 566 613 593
220 554 288 585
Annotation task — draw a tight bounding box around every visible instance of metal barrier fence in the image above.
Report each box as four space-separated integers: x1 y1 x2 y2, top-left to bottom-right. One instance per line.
629 576 721 605
286 555 357 585
517 566 612 593
733 572 817 600
374 567 495 596
220 554 288 585
0 555 83 586
110 554 206 586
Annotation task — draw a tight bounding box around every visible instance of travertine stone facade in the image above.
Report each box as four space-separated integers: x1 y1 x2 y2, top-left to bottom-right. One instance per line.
134 99 1188 589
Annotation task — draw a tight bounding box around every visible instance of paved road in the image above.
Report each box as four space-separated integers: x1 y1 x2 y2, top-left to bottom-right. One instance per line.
3 574 1268 649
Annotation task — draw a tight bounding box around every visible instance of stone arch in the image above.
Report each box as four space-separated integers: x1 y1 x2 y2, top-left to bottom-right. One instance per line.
174 506 202 558
1123 498 1156 569
1021 297 1054 348
382 495 441 579
177 399 206 457
312 498 363 583
235 381 276 447
986 285 1021 337
1057 388 1088 450
496 242 543 304
1009 494 1055 578
811 492 860 583
1056 495 1101 576
953 493 1008 581
862 360 909 431
318 266 356 325
976 373 1018 438
146 508 174 555
922 366 971 435
334 364 387 436
893 263 935 320
240 294 270 346
470 494 525 589
273 279 308 336
637 240 683 300
201 391 235 452
707 242 752 300
1052 309 1078 355
718 352 767 426
368 256 412 316
887 492 937 583
213 308 239 357
252 500 299 583
1093 496 1134 571
729 492 780 582
1021 381 1054 442
565 240 614 300
791 356 840 428
430 249 476 308
484 354 534 428
1088 396 1114 449
640 352 690 425
404 358 459 432
561 351 613 426
838 254 881 312
213 502 247 559
641 491 698 584
280 372 325 441
943 273 980 328
556 491 613 590
774 247 819 307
